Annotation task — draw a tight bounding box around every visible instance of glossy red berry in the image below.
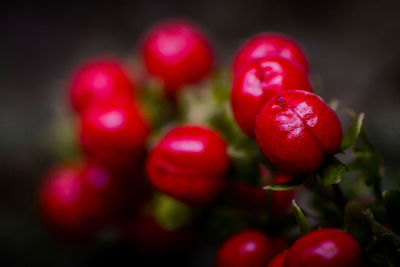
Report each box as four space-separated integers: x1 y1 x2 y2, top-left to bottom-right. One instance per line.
146 125 229 205
141 19 213 98
231 57 312 137
267 250 288 267
69 59 135 114
255 91 342 174
216 230 275 267
79 99 150 171
38 164 104 238
285 228 361 267
233 33 309 74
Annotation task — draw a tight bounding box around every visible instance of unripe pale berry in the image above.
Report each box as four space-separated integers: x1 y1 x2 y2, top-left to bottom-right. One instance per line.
233 33 308 74
216 230 275 267
79 99 150 171
141 19 213 98
231 57 312 137
255 91 342 174
267 250 287 267
69 59 135 114
285 228 361 267
146 125 229 205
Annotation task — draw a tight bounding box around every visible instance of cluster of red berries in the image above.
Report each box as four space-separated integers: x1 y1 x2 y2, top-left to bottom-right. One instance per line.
38 18 360 266
216 228 361 267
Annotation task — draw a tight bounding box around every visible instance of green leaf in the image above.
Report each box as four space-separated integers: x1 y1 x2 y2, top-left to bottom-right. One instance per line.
344 202 400 255
348 150 383 200
344 202 373 245
292 200 311 234
340 112 365 150
263 175 308 191
318 156 347 186
384 190 400 234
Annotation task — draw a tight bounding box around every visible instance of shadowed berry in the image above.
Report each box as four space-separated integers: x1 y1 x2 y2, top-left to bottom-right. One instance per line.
268 250 288 267
38 164 104 239
270 174 296 217
216 230 275 267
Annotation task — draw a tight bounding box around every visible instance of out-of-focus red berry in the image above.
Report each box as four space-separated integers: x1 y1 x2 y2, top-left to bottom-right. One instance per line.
146 125 229 205
268 250 288 267
233 33 308 74
216 230 275 267
270 174 296 217
69 59 135 114
79 99 150 171
141 19 213 98
285 228 361 267
231 57 312 137
255 91 342 174
38 164 104 239
230 181 267 212
270 237 290 257
125 214 191 254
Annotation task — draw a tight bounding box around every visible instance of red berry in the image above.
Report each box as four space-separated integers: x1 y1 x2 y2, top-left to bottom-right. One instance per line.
79 99 150 171
285 228 361 267
255 91 342 174
231 57 312 137
146 125 229 205
69 59 135 113
233 33 309 74
230 181 268 212
216 230 275 267
126 214 192 254
267 250 288 267
38 164 104 238
270 174 296 216
141 19 213 98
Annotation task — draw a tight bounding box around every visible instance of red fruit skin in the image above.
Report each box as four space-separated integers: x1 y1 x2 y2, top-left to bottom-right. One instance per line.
69 59 135 114
79 99 150 171
146 125 229 205
141 19 213 97
268 250 288 267
126 214 191 254
231 57 312 137
216 230 275 267
230 181 267 212
271 174 296 217
270 238 290 257
38 165 104 239
233 33 309 74
255 91 342 174
285 229 361 267
230 173 295 215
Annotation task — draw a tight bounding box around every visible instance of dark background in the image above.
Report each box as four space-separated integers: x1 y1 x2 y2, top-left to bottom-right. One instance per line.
1 0 400 266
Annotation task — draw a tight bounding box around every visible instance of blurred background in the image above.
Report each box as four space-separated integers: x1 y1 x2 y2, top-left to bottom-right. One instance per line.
1 0 400 266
